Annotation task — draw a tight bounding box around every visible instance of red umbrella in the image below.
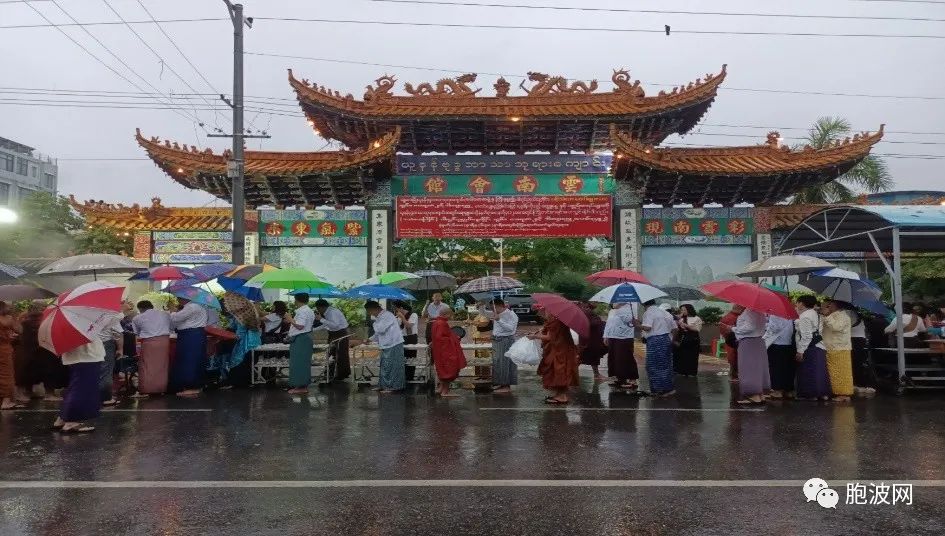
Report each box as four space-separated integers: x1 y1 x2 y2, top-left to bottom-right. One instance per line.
38 281 124 355
700 280 798 319
128 265 197 281
586 269 650 286
531 293 590 337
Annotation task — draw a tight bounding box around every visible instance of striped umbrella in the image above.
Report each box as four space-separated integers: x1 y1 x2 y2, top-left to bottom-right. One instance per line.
38 281 124 355
455 276 524 294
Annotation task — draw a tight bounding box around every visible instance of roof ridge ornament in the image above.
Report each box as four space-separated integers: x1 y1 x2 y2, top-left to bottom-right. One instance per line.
364 75 396 102
404 73 480 97
612 69 644 97
520 72 598 96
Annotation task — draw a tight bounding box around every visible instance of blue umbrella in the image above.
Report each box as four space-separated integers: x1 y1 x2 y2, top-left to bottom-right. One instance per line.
800 269 889 315
190 263 237 282
289 286 346 298
344 284 416 301
168 286 221 310
213 275 265 302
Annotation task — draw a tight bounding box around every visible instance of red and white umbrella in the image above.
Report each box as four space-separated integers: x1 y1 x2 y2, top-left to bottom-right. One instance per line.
38 281 124 355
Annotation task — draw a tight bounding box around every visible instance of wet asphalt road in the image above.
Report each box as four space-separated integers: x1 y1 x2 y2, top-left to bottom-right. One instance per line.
1 366 944 535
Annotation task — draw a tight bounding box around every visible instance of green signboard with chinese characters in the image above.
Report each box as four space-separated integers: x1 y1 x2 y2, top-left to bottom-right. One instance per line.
641 207 754 246
259 209 367 246
398 174 615 196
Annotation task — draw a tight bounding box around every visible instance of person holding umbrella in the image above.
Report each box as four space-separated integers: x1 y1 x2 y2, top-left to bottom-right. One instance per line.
40 282 125 432
604 302 639 391
634 300 678 397
529 310 579 405
794 295 831 401
730 305 769 405
168 297 209 397
820 299 854 402
364 300 405 393
285 293 316 395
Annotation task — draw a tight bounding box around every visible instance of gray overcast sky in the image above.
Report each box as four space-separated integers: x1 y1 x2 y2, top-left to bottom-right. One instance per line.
1 0 942 207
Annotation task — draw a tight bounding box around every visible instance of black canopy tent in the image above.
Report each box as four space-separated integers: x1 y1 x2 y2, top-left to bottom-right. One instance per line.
777 205 945 390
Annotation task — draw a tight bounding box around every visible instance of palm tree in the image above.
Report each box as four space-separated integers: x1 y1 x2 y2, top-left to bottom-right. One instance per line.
790 117 893 204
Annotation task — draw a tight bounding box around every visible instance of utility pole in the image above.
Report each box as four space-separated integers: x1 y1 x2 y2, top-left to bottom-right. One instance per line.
211 1 268 264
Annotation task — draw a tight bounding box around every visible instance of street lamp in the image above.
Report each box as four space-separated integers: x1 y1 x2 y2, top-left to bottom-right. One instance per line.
0 207 18 224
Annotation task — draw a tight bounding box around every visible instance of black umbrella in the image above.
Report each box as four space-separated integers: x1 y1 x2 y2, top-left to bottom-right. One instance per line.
661 285 706 305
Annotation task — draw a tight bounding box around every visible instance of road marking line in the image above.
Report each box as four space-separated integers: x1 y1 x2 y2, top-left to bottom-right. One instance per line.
9 409 213 413
0 480 942 489
478 407 765 412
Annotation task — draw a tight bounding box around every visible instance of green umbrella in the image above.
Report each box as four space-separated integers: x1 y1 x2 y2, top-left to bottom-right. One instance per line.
361 271 421 289
246 268 333 290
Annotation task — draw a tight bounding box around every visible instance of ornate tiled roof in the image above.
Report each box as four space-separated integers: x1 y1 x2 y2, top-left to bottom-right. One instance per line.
612 126 884 176
135 128 399 207
611 126 884 206
69 196 255 231
290 67 726 152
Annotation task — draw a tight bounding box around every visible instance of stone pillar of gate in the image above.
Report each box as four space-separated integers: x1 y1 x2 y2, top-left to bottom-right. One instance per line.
753 207 773 261
365 179 394 277
613 179 643 271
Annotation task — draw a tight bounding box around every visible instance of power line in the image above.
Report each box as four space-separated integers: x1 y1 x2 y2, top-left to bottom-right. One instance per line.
19 0 207 131
3 16 945 39
250 17 945 39
367 0 945 23
101 0 227 129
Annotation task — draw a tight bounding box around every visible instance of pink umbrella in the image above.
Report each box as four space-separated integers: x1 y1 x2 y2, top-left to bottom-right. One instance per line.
38 281 124 355
700 280 798 319
586 269 651 286
531 293 590 337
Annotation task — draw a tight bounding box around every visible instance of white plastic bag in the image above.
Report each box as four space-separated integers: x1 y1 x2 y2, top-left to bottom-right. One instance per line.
506 336 542 366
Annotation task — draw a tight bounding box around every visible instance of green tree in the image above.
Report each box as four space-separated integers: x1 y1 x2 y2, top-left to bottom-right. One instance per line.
877 256 945 301
74 226 134 255
0 191 82 259
394 238 494 277
504 238 596 284
541 271 596 301
791 117 893 204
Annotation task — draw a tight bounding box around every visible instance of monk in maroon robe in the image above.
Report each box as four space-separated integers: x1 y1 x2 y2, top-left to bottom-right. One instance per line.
430 312 467 398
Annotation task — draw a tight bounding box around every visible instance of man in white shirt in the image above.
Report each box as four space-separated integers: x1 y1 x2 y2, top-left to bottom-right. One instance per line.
131 300 171 397
884 301 927 347
635 300 677 396
366 300 405 393
485 299 519 392
732 307 769 404
421 292 451 342
313 299 351 381
763 314 795 399
262 301 289 342
97 314 124 406
286 293 316 395
168 298 209 397
604 303 639 389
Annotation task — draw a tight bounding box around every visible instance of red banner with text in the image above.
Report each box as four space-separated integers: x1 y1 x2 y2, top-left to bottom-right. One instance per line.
396 195 612 238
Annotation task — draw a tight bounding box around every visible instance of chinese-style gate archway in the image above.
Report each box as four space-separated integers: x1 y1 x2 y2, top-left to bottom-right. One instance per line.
136 65 883 276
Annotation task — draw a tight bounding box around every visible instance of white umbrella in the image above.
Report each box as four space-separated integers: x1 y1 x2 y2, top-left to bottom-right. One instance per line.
589 282 668 304
37 254 145 279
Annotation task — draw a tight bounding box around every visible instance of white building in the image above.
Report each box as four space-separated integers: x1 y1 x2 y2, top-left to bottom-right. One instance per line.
0 136 58 209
